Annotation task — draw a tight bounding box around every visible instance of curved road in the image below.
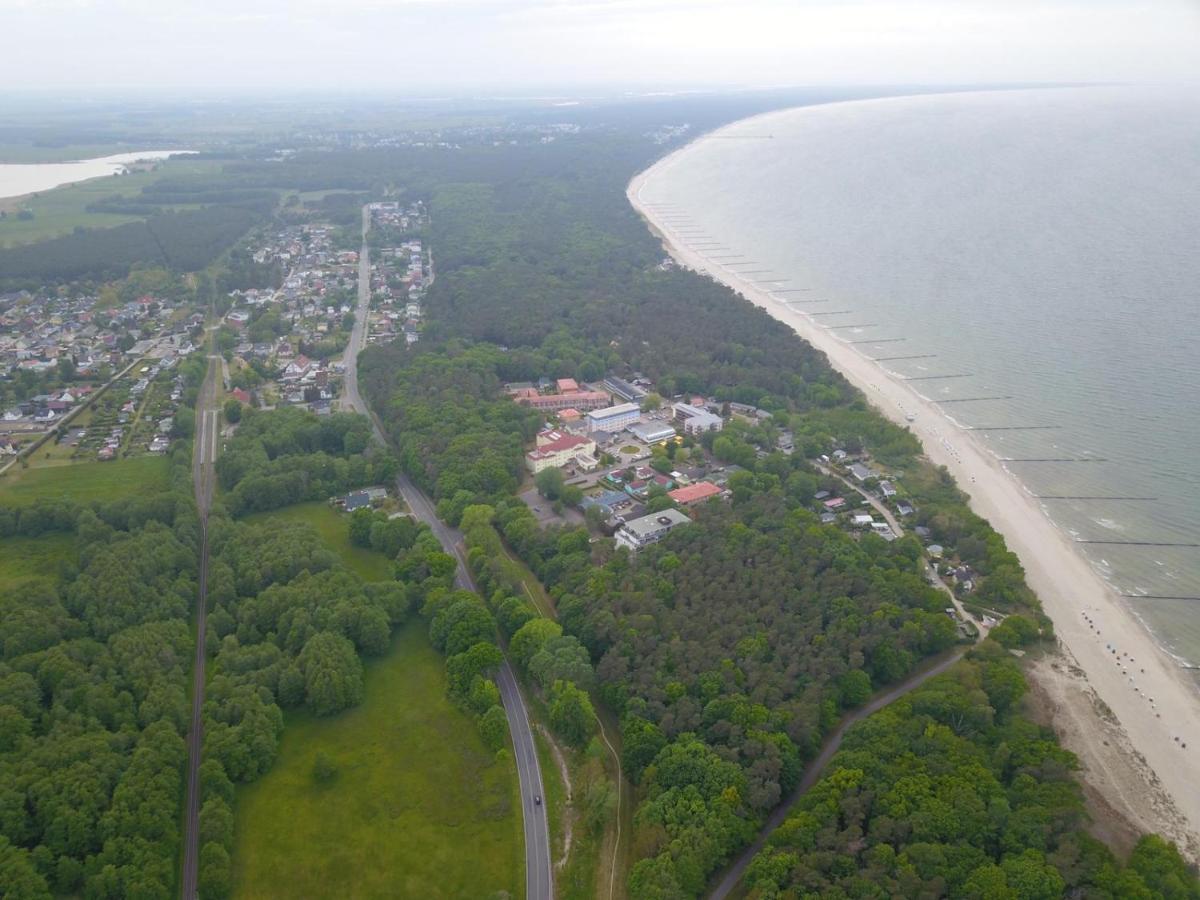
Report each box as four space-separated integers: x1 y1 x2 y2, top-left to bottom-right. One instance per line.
344 206 552 900
706 645 970 899
181 352 221 899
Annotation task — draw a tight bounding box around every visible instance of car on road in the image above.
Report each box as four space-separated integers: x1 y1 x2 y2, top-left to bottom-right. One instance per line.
534 795 542 806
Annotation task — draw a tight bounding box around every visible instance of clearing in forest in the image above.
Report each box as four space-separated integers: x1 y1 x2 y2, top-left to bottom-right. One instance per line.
230 623 524 899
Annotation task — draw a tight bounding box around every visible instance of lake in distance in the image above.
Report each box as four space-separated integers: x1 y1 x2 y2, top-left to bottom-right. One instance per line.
0 150 192 202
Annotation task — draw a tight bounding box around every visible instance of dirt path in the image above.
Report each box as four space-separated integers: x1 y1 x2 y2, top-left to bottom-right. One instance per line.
539 725 575 871
593 709 625 900
706 646 971 898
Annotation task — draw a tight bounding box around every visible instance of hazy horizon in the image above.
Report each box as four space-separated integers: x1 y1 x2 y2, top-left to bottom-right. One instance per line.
3 0 1199 92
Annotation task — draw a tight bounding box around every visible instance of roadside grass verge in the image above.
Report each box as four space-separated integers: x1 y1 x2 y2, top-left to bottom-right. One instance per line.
230 623 523 900
535 728 568 866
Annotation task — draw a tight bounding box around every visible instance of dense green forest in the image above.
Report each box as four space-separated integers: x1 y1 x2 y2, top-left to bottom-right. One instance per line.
2 91 1196 897
213 407 394 516
0 206 261 288
743 646 1199 900
0 448 198 898
355 106 1196 897
194 406 489 897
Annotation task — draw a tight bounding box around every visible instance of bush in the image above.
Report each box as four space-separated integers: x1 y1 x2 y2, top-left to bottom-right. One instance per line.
199 798 235 851
198 842 232 900
299 631 364 716
478 704 509 752
312 751 338 783
990 613 1040 648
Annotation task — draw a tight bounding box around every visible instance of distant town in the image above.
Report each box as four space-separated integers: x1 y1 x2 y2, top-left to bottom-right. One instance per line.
0 201 429 468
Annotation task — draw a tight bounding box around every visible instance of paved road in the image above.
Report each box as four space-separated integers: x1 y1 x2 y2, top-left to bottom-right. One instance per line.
706 645 970 899
180 354 221 900
343 206 553 900
340 204 372 413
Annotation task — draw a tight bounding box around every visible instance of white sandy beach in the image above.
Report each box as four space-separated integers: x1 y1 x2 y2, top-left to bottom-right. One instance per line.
628 123 1200 856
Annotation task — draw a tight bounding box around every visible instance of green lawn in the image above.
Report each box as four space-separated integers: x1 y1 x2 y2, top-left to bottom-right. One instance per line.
231 624 523 900
244 501 392 582
0 455 169 505
0 532 76 592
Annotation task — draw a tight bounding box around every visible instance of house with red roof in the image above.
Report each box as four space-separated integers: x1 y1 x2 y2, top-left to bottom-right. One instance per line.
668 481 724 506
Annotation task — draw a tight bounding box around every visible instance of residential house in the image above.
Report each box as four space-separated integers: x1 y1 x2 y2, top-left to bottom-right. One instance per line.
614 509 691 553
668 481 723 506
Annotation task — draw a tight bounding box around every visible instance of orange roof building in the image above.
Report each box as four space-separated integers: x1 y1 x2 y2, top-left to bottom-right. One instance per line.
668 481 723 506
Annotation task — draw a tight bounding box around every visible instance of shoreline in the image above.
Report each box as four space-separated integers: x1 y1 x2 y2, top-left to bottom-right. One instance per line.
0 149 195 209
627 109 1200 857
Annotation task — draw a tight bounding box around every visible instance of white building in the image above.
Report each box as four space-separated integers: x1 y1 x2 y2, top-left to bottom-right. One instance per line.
525 429 598 474
614 509 692 553
673 402 723 435
630 421 677 445
585 402 641 433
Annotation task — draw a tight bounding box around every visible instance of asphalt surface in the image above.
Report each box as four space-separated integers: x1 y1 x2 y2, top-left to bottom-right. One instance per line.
344 207 553 900
339 204 372 414
180 355 221 900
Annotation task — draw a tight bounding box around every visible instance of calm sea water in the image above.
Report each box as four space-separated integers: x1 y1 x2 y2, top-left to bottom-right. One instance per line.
640 86 1200 665
0 150 192 201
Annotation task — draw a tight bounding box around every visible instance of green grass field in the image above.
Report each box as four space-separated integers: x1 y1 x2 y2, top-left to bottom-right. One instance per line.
231 623 523 900
0 532 76 592
244 501 392 582
0 455 169 505
0 157 220 247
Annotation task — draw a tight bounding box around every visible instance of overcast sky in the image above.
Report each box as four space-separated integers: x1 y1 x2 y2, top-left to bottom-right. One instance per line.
4 0 1199 92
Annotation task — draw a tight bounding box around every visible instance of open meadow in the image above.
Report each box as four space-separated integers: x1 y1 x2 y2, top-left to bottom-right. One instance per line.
0 532 76 592
230 623 524 900
0 454 169 505
244 500 392 582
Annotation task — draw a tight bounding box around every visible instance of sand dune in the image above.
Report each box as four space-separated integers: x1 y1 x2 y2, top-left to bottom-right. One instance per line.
628 130 1200 856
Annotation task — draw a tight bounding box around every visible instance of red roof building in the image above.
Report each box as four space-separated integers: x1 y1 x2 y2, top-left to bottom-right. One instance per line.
519 390 610 412
668 481 723 506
